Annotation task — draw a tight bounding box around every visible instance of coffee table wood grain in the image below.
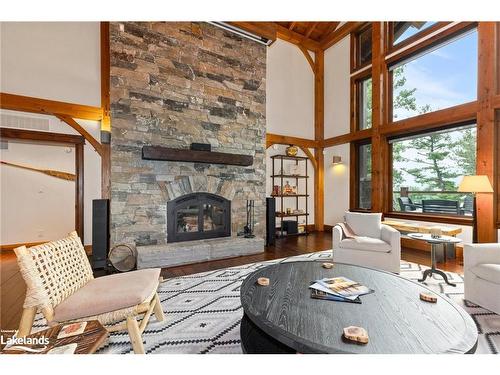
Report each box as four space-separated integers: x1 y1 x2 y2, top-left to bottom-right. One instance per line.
240 260 477 354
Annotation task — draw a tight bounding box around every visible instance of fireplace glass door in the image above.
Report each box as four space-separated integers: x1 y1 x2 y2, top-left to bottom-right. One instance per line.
167 193 231 243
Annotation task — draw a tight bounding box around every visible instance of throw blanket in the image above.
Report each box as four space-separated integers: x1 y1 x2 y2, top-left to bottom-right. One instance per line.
335 222 358 240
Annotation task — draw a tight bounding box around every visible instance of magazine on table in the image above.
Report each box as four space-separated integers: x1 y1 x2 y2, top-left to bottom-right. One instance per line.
309 276 374 303
310 289 362 304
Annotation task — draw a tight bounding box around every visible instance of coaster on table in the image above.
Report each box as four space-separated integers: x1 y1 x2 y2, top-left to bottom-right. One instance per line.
257 277 269 286
343 326 369 344
322 262 334 269
419 292 437 303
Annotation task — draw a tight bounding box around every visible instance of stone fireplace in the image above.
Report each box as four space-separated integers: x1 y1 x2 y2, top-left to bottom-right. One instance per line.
109 22 266 267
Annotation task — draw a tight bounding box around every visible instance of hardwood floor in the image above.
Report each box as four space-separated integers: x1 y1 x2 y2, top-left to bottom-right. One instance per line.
0 231 464 331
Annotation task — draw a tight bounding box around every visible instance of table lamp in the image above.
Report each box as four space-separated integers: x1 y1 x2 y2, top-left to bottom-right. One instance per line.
457 175 494 243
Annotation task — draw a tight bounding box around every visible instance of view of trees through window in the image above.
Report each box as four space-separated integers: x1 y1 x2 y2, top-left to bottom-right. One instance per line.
392 125 476 215
355 26 478 214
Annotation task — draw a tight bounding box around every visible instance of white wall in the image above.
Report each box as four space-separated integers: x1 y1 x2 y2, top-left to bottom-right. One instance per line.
324 36 351 225
0 22 102 246
266 39 315 139
0 22 101 107
324 144 350 225
324 35 350 139
266 145 315 227
0 110 101 245
0 140 76 244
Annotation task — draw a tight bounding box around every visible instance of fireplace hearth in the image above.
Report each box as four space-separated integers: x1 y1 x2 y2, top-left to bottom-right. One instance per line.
167 193 231 243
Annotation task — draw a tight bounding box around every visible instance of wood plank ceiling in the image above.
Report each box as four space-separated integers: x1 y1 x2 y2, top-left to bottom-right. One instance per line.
228 22 361 51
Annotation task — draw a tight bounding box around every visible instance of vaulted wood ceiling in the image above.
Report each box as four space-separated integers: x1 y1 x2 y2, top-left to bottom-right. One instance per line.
228 22 364 51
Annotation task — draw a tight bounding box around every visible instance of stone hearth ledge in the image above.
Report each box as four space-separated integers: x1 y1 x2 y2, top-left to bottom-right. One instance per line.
137 237 265 269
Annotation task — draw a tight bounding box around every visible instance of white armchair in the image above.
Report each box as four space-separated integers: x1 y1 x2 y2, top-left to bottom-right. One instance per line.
332 212 401 273
464 243 500 315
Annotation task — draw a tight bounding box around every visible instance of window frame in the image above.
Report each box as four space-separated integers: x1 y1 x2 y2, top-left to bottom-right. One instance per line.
351 23 373 73
387 23 479 124
352 71 372 132
387 22 450 54
385 122 477 225
351 139 373 211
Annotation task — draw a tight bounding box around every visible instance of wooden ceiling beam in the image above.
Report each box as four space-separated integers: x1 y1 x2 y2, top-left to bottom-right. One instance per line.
297 45 315 72
266 133 319 149
229 22 321 51
320 22 364 50
304 22 319 39
322 22 340 40
0 92 103 121
288 22 297 31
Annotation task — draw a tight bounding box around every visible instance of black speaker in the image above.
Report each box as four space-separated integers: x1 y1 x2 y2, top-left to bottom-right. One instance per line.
92 199 110 269
266 197 276 246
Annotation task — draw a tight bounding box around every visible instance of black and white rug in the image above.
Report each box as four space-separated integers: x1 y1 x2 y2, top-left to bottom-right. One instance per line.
32 250 500 354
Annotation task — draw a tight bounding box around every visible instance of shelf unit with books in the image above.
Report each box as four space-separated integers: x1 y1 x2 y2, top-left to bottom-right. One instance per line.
270 154 309 238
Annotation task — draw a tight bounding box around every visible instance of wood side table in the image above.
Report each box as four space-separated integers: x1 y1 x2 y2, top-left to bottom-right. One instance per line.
408 233 462 286
1 320 108 354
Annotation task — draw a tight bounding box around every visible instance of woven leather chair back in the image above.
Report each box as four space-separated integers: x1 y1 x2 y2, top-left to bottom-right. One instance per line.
14 231 94 310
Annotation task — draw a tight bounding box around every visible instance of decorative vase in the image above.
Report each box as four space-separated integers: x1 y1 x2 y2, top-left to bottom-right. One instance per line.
285 145 298 157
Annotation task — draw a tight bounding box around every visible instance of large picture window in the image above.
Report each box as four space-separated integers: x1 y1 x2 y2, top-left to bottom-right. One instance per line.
357 143 372 209
391 125 476 217
390 29 478 121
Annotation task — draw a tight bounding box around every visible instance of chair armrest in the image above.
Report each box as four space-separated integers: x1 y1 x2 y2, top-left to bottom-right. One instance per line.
381 224 401 250
332 225 343 249
464 243 500 270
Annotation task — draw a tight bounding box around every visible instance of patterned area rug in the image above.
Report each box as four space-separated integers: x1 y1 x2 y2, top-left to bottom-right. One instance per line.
32 250 500 354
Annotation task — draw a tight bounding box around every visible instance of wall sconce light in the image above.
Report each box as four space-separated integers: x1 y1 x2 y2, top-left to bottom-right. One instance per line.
332 156 342 165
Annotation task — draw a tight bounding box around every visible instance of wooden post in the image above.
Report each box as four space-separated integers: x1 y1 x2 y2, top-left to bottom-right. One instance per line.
476 22 497 243
370 22 389 213
314 49 325 231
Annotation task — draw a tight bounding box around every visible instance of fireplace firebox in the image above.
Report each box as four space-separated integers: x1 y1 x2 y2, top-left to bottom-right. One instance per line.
167 193 231 243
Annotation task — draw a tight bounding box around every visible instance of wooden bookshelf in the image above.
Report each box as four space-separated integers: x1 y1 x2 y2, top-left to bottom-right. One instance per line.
270 154 309 238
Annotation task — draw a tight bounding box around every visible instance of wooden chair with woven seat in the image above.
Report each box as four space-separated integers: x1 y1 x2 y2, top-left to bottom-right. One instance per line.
14 231 165 354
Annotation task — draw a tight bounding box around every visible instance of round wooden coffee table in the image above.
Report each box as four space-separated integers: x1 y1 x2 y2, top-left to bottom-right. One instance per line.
240 260 477 354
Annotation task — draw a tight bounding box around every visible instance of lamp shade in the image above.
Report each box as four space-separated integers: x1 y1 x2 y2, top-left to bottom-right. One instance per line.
457 175 494 193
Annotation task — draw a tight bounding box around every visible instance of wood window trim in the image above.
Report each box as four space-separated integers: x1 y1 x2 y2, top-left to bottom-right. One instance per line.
0 128 85 240
386 22 452 56
351 23 373 74
351 139 372 210
385 22 477 68
384 212 474 226
351 71 372 133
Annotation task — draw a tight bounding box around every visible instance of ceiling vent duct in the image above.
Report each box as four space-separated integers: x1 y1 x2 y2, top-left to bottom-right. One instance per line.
208 22 272 46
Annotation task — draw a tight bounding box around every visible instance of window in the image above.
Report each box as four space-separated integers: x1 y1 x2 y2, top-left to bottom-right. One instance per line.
391 125 476 216
393 22 437 45
357 143 372 209
358 77 372 130
356 26 372 68
390 29 478 121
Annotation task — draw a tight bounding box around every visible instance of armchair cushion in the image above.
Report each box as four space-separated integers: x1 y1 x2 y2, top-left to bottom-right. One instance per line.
339 237 392 253
470 264 500 284
54 268 161 322
344 212 382 239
